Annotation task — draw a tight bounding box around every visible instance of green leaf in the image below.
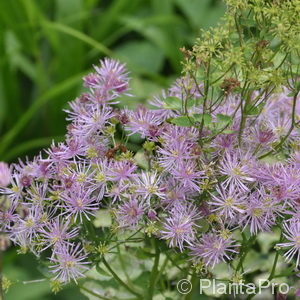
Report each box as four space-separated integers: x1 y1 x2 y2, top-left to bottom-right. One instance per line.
216 113 232 124
93 209 112 228
132 271 151 287
240 17 256 27
175 0 225 29
245 103 264 115
0 72 84 156
163 96 182 110
115 41 164 74
42 21 112 56
2 136 64 161
121 16 182 72
198 219 209 233
95 264 111 277
134 151 149 170
136 248 156 259
193 113 212 125
223 129 236 134
186 98 198 109
4 30 36 80
171 116 194 127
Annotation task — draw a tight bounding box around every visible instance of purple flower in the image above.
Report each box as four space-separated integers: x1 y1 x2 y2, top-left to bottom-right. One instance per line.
160 204 200 251
50 243 89 283
3 56 300 280
39 218 79 251
93 58 129 93
125 106 162 139
11 205 44 244
254 162 300 202
25 182 49 205
67 159 94 185
106 160 137 182
135 171 164 201
161 125 199 144
168 76 203 100
44 141 73 166
106 183 129 203
149 92 179 121
171 161 205 192
60 186 99 221
213 133 237 152
82 59 130 105
116 197 144 229
10 232 33 253
158 140 195 171
240 190 277 235
160 178 191 208
214 94 241 117
0 162 11 187
90 159 109 201
219 151 255 191
0 199 18 231
62 137 87 159
147 209 157 221
290 151 300 168
73 105 115 137
267 114 294 139
0 173 23 206
277 221 300 266
190 232 239 268
208 183 246 221
252 126 275 145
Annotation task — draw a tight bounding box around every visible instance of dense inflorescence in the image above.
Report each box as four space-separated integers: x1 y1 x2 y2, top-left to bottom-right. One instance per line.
1 57 300 287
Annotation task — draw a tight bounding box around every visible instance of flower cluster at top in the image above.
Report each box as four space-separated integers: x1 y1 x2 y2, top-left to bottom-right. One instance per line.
1 58 300 284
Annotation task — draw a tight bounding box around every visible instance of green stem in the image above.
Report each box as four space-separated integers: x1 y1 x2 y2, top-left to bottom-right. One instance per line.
268 252 279 281
167 254 192 275
102 257 142 299
210 63 235 85
259 90 299 159
0 250 4 300
267 231 283 282
156 256 169 284
116 245 131 283
185 271 197 300
108 228 143 251
236 234 256 272
246 231 283 300
273 270 297 278
147 239 160 300
238 89 252 145
79 284 114 300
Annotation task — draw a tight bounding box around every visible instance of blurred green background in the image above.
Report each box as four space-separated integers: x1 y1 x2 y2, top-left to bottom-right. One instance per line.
0 0 225 299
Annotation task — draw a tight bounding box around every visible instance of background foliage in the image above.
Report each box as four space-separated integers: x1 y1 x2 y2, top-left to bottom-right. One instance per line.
0 0 225 299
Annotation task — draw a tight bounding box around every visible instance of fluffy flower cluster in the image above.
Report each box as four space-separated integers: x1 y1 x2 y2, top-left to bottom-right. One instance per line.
1 58 300 284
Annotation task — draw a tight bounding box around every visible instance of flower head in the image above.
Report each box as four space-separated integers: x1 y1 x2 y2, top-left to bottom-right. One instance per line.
39 218 79 251
50 243 89 283
219 151 255 191
208 183 246 221
160 204 200 251
116 197 144 229
60 186 98 221
190 232 239 268
277 221 300 266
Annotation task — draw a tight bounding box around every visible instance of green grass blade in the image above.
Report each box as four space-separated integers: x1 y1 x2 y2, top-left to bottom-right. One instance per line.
3 135 64 161
0 72 84 156
43 21 113 56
